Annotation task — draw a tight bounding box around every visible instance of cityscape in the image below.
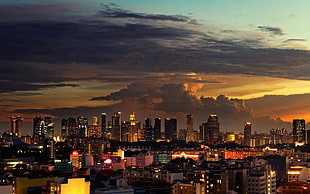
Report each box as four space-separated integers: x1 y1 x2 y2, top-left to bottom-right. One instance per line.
2 0 310 194
0 112 310 193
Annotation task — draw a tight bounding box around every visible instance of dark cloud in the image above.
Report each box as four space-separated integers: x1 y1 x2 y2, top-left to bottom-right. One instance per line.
258 26 284 36
87 82 289 132
98 4 191 23
283 39 307 43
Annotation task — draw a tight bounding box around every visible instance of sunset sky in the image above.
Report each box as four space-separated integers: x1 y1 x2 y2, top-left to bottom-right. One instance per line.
1 0 310 135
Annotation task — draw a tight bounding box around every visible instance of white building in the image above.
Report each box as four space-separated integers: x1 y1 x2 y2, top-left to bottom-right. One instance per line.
247 159 276 194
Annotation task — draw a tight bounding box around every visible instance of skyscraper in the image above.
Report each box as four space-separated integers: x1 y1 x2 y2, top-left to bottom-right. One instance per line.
11 115 23 137
44 117 54 139
61 118 68 138
164 118 177 141
33 116 44 144
111 112 121 141
67 117 77 137
154 118 162 140
204 114 220 145
101 112 107 138
186 114 196 143
77 116 88 137
293 119 306 143
129 112 138 142
144 118 153 142
243 121 252 146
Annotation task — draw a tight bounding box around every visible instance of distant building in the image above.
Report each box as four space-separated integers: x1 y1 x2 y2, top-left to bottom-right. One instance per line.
111 112 121 141
186 114 196 143
33 116 45 144
154 118 162 140
44 117 54 139
203 114 219 145
293 119 306 143
101 112 107 138
164 118 177 141
11 115 23 137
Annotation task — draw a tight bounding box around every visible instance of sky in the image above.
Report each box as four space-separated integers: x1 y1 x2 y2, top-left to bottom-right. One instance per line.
1 0 310 135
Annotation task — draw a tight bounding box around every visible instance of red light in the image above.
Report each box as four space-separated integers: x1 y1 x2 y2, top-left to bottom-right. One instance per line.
72 151 79 155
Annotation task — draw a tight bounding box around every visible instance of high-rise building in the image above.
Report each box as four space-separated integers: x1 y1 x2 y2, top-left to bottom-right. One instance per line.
243 121 252 146
154 118 162 140
111 112 121 141
67 117 77 137
186 114 196 143
203 114 220 145
144 118 153 142
44 117 54 139
101 112 107 138
87 116 102 138
165 118 177 141
77 116 88 138
293 119 306 143
128 112 138 142
61 118 68 138
33 116 45 144
11 115 23 137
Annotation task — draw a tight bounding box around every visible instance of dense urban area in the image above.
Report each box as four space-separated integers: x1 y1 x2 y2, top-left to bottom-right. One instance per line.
0 112 309 194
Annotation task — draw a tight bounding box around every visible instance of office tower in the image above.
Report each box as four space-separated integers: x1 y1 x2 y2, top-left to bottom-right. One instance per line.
111 112 121 141
243 121 251 146
128 112 138 142
44 117 54 139
61 118 68 138
33 116 45 144
68 117 77 137
77 116 88 138
164 118 177 141
154 118 161 140
144 118 153 142
43 138 55 162
186 114 196 143
101 113 107 138
244 122 251 139
293 119 306 143
121 121 130 142
87 116 102 138
11 115 23 137
204 114 219 145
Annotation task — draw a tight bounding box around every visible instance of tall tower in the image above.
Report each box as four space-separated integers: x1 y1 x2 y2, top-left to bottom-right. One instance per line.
164 118 177 141
44 117 54 139
11 115 23 137
243 121 252 146
111 112 121 141
293 119 306 143
61 118 68 138
67 117 77 137
154 118 162 140
33 116 44 144
129 112 137 142
77 116 88 137
144 118 153 142
186 114 196 143
204 114 219 145
101 112 107 138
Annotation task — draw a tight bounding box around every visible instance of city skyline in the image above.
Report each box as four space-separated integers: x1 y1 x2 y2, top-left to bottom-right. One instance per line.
1 0 310 133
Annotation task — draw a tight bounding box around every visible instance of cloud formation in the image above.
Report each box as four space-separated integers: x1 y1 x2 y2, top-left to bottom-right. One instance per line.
258 26 284 36
0 2 306 133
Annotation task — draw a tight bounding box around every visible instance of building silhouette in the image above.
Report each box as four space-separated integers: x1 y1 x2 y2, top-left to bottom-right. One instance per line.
11 115 23 137
203 114 220 145
154 118 162 140
293 119 306 143
164 118 177 141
